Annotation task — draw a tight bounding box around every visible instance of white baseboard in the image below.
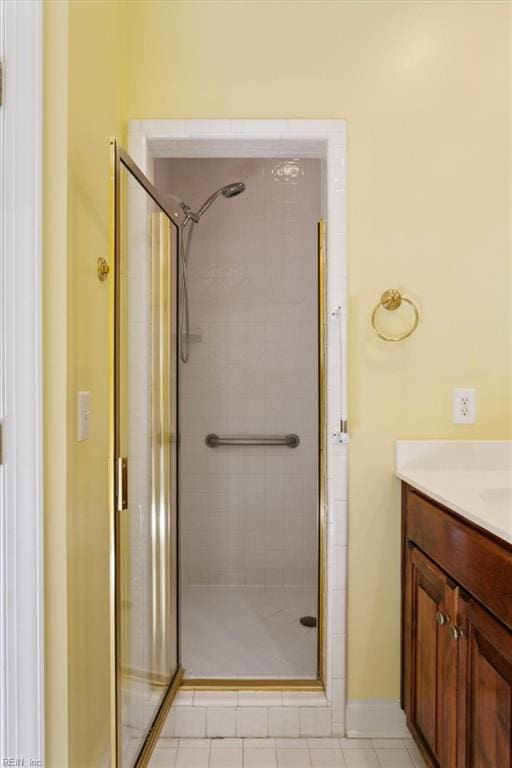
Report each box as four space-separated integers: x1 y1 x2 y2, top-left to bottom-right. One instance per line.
346 699 409 738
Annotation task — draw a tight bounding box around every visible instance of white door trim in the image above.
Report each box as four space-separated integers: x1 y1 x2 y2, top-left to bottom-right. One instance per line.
0 0 44 762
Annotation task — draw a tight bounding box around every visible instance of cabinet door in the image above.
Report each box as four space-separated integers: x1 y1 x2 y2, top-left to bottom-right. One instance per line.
457 597 512 768
404 545 458 767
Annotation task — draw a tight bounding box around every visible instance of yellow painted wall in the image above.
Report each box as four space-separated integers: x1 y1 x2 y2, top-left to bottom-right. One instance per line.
122 0 512 699
44 0 123 764
44 2 511 762
43 2 69 764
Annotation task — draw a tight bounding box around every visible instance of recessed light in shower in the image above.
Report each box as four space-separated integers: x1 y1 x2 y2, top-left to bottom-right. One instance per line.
272 159 304 184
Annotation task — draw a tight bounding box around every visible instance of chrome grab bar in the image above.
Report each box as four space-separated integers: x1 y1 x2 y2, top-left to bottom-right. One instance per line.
205 433 300 449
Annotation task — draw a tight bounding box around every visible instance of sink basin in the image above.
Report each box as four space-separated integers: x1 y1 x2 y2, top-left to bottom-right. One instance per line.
480 488 512 508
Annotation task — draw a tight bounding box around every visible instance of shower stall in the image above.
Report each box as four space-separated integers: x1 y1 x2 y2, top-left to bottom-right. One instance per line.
156 157 322 681
111 138 330 766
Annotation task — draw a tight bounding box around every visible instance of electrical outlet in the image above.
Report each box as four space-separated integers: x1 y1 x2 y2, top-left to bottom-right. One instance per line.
453 387 476 424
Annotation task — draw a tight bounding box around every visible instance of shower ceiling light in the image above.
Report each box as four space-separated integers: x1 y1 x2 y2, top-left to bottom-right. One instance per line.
272 159 304 184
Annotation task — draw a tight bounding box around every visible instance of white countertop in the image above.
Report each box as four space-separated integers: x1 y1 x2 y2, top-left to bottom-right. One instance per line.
396 441 512 544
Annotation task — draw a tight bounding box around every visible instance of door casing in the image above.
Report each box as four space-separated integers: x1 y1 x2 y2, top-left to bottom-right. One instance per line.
0 1 44 763
127 121 348 707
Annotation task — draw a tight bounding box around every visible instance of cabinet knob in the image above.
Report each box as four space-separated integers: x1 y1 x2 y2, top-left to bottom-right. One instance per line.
436 611 449 626
449 624 464 641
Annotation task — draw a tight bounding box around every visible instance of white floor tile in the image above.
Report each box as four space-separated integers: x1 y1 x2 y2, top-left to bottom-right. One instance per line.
308 739 340 749
149 747 177 767
275 739 308 748
211 738 242 748
401 739 415 750
244 739 276 748
244 747 278 768
406 746 428 768
277 748 312 767
151 735 418 768
372 739 408 749
208 747 243 767
341 749 379 767
339 739 373 749
375 748 414 767
310 747 346 767
174 747 210 768
179 739 211 748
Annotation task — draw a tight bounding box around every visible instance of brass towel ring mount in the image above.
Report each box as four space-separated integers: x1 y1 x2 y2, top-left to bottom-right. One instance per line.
371 289 419 342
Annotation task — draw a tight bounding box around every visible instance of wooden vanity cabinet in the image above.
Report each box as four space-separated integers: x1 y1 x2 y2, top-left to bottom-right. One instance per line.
456 596 512 768
404 545 458 766
402 484 512 768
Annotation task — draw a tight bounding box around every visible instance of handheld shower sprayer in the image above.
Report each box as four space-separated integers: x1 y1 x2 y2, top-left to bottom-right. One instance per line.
178 181 246 363
180 182 246 225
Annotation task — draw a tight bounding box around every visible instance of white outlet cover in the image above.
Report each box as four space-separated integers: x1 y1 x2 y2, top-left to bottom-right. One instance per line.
453 387 476 424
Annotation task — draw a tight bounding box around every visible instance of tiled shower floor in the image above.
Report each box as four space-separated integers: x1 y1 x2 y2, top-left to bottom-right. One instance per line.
181 586 318 678
148 737 428 767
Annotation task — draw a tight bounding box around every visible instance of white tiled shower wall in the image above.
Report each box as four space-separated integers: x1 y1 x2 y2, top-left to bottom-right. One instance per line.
155 158 321 589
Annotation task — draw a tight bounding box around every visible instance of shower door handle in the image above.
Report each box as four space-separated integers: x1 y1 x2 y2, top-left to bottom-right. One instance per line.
116 457 128 511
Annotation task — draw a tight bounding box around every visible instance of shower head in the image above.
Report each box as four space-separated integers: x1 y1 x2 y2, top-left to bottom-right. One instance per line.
178 182 246 223
194 181 246 219
174 182 247 225
221 182 246 199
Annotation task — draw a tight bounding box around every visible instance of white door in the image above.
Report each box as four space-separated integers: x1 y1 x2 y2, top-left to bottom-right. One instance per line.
0 0 44 764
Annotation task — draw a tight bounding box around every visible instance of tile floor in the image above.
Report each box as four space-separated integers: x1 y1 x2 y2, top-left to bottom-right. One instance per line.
181 587 318 678
148 737 427 767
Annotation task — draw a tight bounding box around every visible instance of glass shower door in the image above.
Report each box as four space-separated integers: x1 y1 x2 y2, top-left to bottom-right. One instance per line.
111 141 183 767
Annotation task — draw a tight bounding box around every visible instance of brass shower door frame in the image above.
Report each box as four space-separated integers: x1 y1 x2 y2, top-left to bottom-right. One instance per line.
109 139 185 768
180 218 328 693
109 140 327 722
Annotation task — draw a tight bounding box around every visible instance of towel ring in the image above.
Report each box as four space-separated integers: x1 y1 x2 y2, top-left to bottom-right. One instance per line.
371 289 419 342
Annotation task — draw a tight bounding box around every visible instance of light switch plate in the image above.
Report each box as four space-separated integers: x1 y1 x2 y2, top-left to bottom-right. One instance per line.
78 391 91 441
